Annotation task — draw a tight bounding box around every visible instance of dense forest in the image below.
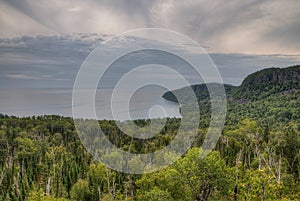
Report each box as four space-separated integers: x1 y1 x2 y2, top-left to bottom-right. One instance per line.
0 65 300 200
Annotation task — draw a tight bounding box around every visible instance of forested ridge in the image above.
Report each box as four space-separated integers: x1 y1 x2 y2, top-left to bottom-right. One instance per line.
163 65 300 102
0 65 300 200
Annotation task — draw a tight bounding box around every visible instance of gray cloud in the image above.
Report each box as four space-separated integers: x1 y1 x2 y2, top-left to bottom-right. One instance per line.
0 34 299 90
0 34 106 88
151 0 300 54
0 0 299 54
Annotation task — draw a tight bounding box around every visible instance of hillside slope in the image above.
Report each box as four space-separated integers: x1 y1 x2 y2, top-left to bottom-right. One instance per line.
163 65 300 102
234 65 300 100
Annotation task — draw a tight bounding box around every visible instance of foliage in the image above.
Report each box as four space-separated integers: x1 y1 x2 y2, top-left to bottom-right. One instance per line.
0 65 300 200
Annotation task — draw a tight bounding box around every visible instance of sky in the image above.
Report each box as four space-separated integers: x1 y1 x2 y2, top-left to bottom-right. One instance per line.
0 0 300 55
0 0 300 117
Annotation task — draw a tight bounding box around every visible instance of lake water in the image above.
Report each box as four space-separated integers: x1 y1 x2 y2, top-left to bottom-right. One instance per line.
0 88 181 120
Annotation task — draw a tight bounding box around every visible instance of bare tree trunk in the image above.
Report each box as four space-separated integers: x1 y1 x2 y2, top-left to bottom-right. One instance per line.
257 145 261 171
234 151 242 201
106 169 114 201
278 154 282 198
106 170 111 200
21 158 24 179
0 169 6 187
7 143 13 169
13 175 20 199
277 154 281 184
112 177 116 201
98 186 101 201
46 177 51 195
261 182 265 201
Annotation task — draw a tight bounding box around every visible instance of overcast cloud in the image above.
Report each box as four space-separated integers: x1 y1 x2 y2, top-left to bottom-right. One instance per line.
0 0 299 54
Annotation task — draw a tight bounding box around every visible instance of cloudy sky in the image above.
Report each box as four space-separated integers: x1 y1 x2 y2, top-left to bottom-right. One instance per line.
0 0 299 117
1 0 300 54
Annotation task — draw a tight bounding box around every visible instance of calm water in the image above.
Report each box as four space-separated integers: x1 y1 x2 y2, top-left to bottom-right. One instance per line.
0 88 181 120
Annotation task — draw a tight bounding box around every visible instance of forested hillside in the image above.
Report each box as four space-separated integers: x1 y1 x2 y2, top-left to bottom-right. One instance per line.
0 65 300 200
163 65 300 102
